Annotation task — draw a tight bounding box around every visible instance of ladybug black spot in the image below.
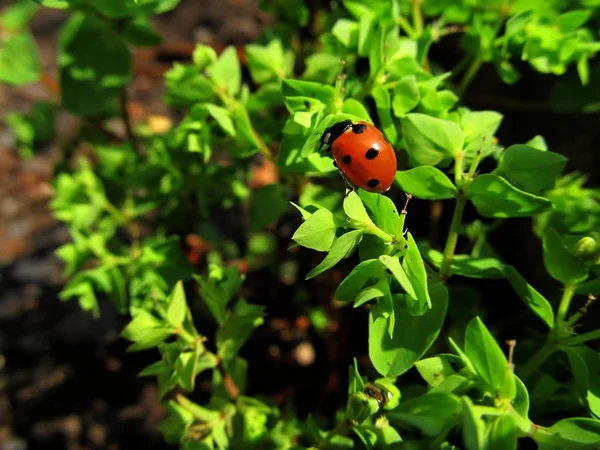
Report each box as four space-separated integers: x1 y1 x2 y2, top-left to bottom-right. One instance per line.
341 155 352 164
365 147 379 159
367 179 380 188
352 123 367 134
333 160 338 168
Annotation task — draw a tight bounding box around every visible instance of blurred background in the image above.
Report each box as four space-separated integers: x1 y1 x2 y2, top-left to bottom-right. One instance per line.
0 0 599 449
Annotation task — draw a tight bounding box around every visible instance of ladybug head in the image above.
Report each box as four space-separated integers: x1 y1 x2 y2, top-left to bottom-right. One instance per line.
318 120 352 152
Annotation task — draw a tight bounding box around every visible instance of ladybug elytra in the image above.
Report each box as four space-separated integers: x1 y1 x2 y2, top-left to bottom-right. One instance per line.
318 120 397 194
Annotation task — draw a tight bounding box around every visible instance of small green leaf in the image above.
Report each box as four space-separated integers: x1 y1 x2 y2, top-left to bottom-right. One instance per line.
487 415 518 450
534 418 600 449
401 113 464 166
192 43 217 70
216 299 265 360
343 191 372 228
245 39 290 84
494 145 567 194
306 229 364 279
423 246 505 279
208 46 241 96
513 375 530 418
402 232 431 315
543 228 589 285
395 166 457 199
122 16 163 47
166 281 187 327
415 354 463 387
292 208 339 252
371 86 398 143
466 174 553 218
0 31 42 85
358 190 401 236
462 396 486 450
464 317 515 399
504 265 554 329
335 259 387 302
392 75 420 117
249 184 289 231
387 392 461 436
369 281 448 377
332 18 359 48
59 13 132 115
379 254 416 299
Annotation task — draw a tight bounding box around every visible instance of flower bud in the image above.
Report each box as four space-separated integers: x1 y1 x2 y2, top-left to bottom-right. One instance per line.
193 44 217 71
345 392 380 424
572 233 600 265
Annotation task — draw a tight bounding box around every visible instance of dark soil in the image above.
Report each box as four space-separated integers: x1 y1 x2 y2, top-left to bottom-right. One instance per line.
1 1 598 449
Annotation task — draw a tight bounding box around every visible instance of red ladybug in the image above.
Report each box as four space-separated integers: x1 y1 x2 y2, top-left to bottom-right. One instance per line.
318 120 397 193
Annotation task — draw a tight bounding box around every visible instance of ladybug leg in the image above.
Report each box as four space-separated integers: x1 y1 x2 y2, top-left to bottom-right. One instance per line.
338 170 356 197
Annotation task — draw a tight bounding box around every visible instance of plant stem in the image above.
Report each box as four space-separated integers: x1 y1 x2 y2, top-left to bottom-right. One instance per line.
120 86 139 152
457 56 482 98
412 0 424 36
562 328 600 346
517 339 555 382
556 284 576 325
396 16 417 38
439 196 467 279
317 421 348 449
367 224 394 244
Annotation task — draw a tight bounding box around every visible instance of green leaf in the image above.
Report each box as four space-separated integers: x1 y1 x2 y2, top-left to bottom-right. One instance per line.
335 259 386 302
121 309 174 351
358 190 401 236
462 396 486 450
192 43 217 70
245 39 289 84
195 266 243 325
371 86 398 144
464 317 515 399
166 281 187 327
0 31 42 85
423 246 505 279
465 174 553 218
306 229 364 279
543 228 589 285
332 19 359 48
535 418 600 449
392 76 420 117
292 208 339 252
369 281 448 377
342 98 371 121
343 191 372 228
487 415 518 450
415 354 464 387
216 299 265 360
122 16 163 47
59 13 132 115
513 375 530 418
395 167 456 199
164 63 214 107
249 184 289 231
387 392 461 436
402 232 431 315
208 46 241 96
559 346 600 419
493 145 567 194
504 265 554 329
1 1 39 31
401 113 464 166
281 79 336 107
379 254 416 299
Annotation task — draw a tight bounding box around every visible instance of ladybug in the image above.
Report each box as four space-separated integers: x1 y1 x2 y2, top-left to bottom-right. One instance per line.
318 120 397 194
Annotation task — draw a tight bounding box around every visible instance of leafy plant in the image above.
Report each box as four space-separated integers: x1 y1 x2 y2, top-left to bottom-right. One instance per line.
3 0 600 448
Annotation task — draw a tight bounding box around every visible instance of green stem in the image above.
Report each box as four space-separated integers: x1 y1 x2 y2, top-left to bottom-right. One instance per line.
412 0 424 35
120 86 139 152
367 224 394 244
517 339 555 382
556 284 576 325
467 143 483 180
439 196 467 279
317 421 348 449
457 56 482 98
562 328 600 346
396 16 417 38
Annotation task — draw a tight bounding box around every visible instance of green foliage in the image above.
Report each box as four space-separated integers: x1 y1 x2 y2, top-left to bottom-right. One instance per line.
3 0 599 447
